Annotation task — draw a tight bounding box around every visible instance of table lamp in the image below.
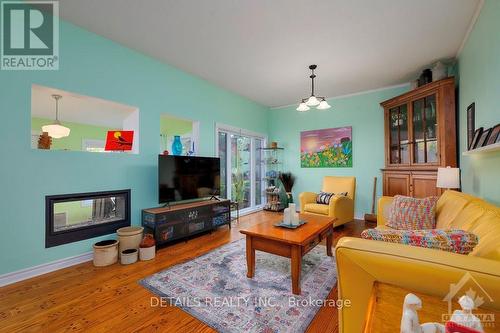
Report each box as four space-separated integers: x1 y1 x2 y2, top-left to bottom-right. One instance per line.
436 166 460 190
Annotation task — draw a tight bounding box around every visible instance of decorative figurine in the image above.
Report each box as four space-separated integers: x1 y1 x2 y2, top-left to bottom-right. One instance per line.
37 132 52 149
449 296 484 332
401 293 445 333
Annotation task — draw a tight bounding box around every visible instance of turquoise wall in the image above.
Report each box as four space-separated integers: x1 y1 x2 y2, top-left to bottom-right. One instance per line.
268 85 410 218
0 20 268 275
458 0 500 205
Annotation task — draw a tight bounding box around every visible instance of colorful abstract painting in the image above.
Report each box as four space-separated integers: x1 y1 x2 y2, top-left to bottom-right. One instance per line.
300 126 352 168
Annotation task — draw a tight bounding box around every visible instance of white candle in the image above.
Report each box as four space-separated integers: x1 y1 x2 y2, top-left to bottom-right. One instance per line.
290 211 299 226
283 208 291 225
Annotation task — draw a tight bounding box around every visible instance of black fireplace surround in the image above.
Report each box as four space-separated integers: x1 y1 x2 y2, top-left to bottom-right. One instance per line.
45 189 131 248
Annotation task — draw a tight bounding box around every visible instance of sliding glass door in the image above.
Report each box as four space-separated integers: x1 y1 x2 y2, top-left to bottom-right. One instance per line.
216 125 265 213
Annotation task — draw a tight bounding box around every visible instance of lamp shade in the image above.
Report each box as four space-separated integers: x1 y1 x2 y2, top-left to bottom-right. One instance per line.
296 102 310 112
42 122 71 139
305 95 320 106
317 99 331 110
436 166 460 189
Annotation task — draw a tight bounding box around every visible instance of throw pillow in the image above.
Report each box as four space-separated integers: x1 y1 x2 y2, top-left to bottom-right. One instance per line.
316 192 334 205
387 195 439 230
360 228 478 255
335 192 348 197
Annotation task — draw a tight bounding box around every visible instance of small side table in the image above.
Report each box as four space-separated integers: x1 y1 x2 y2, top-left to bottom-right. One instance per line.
230 201 239 223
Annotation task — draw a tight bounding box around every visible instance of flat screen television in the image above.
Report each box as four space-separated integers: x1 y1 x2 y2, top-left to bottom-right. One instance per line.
158 155 220 204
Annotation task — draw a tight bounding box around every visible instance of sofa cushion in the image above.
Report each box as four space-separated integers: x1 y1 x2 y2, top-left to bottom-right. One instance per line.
304 203 329 215
361 228 479 255
316 192 334 205
466 210 500 260
435 190 471 229
387 195 439 230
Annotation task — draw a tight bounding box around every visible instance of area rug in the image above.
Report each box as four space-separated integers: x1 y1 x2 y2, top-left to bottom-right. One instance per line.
139 238 337 333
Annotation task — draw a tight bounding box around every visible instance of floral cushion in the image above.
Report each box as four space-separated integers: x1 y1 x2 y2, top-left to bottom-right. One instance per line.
361 228 479 254
387 195 438 230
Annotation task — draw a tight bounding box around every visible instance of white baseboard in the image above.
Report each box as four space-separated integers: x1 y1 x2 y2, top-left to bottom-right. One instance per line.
0 251 93 287
355 213 364 220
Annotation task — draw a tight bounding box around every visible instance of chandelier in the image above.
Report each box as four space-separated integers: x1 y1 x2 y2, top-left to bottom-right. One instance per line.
296 64 331 111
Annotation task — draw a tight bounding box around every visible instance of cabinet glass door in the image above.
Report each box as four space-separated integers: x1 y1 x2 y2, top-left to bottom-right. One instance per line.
412 94 437 164
389 104 409 164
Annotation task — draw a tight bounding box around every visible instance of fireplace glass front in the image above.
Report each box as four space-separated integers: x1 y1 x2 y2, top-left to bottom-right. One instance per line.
46 190 130 247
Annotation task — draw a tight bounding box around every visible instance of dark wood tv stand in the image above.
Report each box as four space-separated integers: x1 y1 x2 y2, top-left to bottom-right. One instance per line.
142 199 231 246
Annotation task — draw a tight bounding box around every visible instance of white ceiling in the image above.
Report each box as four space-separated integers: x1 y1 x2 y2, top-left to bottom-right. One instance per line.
56 0 481 107
31 85 137 128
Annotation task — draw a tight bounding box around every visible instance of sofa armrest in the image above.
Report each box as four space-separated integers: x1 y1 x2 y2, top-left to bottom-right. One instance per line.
377 196 394 227
335 237 500 333
329 196 354 222
299 192 317 212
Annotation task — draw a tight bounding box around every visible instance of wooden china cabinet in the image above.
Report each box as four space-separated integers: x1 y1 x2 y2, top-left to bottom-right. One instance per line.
380 77 457 198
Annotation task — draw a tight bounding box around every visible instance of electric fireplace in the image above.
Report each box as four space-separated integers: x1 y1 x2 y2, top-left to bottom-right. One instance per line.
45 189 130 247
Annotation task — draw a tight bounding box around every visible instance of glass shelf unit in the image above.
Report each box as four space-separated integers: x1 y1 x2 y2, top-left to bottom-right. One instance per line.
258 147 285 211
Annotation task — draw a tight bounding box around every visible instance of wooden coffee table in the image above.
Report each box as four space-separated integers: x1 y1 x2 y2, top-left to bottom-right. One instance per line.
239 214 336 295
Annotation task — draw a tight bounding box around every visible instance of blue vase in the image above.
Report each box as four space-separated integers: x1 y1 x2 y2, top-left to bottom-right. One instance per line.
172 135 183 155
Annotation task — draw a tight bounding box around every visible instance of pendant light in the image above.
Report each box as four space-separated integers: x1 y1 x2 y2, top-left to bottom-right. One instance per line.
42 94 70 139
296 65 331 111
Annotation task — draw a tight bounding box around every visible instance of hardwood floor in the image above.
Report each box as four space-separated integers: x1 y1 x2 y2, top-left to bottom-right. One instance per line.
0 211 372 333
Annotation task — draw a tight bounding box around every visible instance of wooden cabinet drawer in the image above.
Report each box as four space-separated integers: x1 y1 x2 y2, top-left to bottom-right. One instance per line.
303 236 321 254
320 227 333 241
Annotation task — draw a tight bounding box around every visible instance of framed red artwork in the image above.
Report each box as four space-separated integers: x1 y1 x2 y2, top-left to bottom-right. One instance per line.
105 131 134 151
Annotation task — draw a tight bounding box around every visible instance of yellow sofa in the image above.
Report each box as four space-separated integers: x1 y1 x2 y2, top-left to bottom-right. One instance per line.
335 190 500 333
299 176 356 227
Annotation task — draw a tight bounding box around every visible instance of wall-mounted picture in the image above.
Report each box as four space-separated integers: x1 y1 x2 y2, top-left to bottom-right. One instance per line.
466 102 475 149
469 127 483 150
300 126 352 168
476 127 491 148
486 123 500 145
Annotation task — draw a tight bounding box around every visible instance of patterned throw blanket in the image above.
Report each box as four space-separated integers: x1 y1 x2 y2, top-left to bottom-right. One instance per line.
361 228 478 254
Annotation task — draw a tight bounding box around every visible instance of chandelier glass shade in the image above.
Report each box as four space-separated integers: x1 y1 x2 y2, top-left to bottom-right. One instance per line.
296 101 310 112
296 65 331 111
42 94 71 139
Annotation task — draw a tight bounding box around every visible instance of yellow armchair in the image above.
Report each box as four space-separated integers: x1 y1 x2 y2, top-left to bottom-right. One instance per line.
299 176 356 227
